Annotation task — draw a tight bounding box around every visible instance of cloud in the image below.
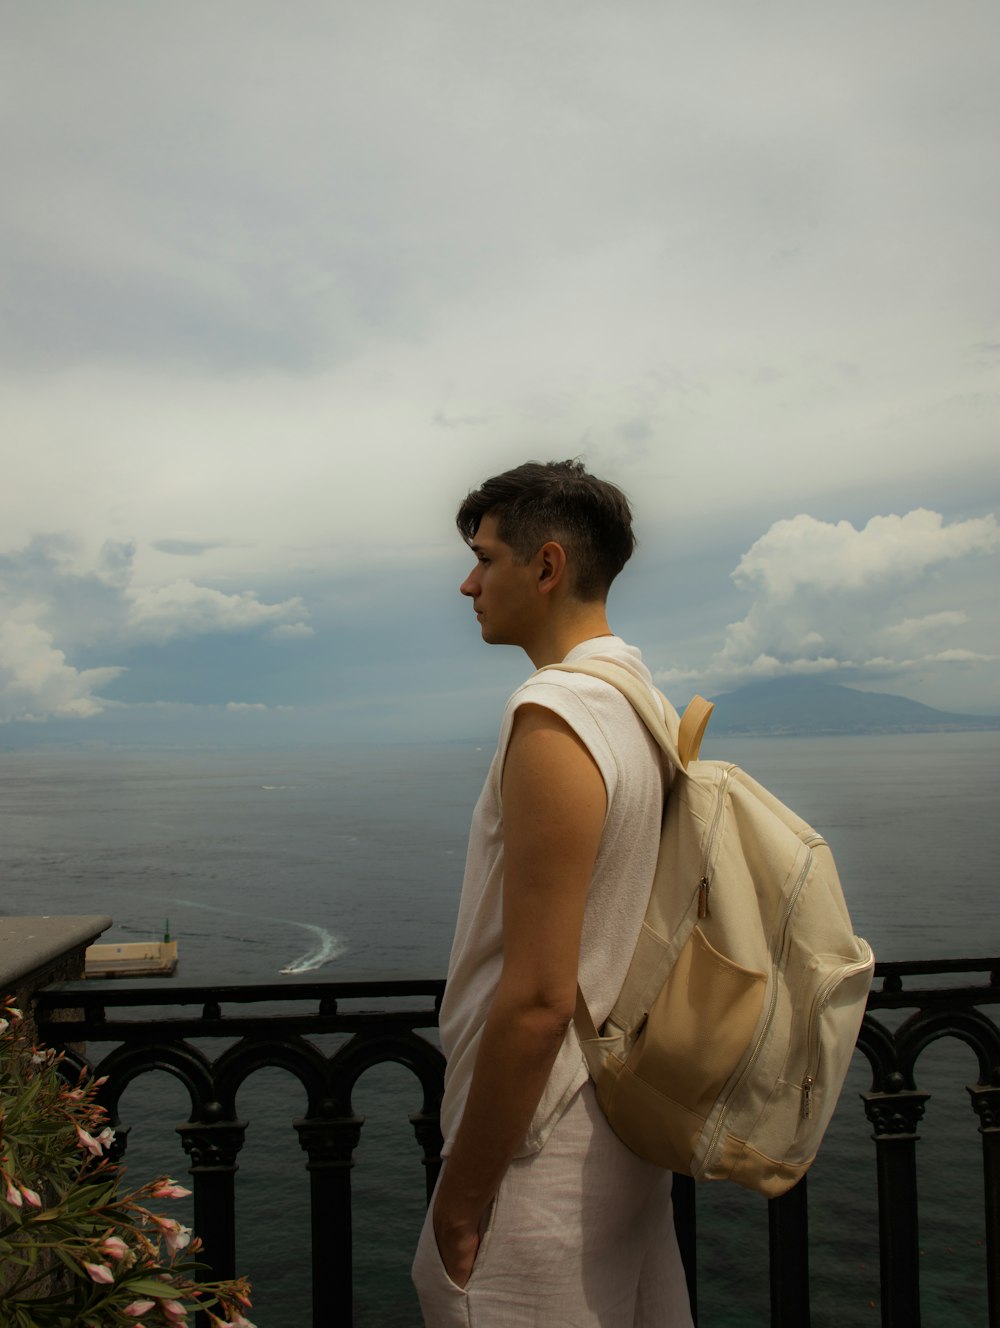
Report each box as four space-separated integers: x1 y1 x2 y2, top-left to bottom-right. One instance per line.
883 611 968 641
127 580 309 643
270 621 315 640
226 701 268 712
0 536 312 721
733 510 1000 598
0 621 124 722
654 509 1000 694
150 539 231 557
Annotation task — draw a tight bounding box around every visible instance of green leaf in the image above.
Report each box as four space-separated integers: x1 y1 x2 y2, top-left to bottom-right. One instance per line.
122 1276 186 1299
53 1244 85 1274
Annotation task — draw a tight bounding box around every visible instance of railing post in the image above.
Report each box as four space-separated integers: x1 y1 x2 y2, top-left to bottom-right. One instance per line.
177 1115 248 1280
294 1113 363 1328
862 1079 929 1328
768 1175 810 1326
968 1082 1000 1328
671 1172 698 1325
409 1108 443 1205
177 1114 248 1327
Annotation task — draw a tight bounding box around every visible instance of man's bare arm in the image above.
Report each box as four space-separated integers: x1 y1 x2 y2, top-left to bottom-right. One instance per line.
432 702 607 1286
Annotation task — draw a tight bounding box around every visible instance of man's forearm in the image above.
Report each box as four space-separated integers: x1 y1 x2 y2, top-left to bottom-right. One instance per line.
433 989 572 1271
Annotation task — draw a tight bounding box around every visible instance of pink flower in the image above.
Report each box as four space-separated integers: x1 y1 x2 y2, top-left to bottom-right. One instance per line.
153 1215 192 1257
76 1124 115 1156
76 1126 104 1157
83 1261 114 1284
162 1301 189 1322
151 1179 192 1199
19 1185 42 1208
228 1314 257 1328
123 1301 156 1317
100 1234 129 1259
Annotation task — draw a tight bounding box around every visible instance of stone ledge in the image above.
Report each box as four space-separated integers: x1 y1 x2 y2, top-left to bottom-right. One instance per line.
0 915 112 1040
0 915 113 988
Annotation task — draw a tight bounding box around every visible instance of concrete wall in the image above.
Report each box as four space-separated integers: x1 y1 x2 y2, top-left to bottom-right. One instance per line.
0 914 112 1044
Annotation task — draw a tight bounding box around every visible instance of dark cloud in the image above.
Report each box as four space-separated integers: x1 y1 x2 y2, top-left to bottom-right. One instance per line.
151 539 230 557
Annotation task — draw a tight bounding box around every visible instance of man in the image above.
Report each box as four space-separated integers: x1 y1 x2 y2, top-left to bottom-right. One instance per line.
412 460 692 1327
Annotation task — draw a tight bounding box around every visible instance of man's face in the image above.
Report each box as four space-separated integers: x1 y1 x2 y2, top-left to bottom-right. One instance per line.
459 514 540 647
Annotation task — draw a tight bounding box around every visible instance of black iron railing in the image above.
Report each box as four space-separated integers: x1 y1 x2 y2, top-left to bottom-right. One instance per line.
34 958 1000 1328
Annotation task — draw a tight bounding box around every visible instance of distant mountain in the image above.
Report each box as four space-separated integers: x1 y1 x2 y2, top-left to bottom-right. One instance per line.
697 677 1000 736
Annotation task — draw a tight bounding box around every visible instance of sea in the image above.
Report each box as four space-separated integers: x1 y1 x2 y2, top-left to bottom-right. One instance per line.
1 731 998 1327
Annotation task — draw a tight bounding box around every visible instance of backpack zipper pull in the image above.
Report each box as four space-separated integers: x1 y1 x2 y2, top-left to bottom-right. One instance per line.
801 1074 814 1118
698 877 710 918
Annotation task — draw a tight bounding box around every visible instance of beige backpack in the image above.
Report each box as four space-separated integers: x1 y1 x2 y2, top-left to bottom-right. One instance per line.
552 659 874 1198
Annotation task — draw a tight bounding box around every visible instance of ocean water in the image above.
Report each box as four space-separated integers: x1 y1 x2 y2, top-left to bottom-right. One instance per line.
1 732 998 1325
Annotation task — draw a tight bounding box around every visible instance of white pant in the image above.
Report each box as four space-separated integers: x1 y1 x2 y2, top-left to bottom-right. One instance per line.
412 1083 694 1327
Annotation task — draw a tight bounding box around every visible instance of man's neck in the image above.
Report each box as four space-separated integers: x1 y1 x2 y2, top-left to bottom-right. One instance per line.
522 607 615 670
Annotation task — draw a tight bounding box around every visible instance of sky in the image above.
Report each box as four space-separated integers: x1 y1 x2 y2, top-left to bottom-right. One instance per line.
2 0 998 747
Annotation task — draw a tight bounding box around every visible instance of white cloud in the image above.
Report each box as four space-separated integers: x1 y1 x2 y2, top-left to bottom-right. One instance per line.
883 611 968 641
654 509 1000 696
0 621 124 723
226 701 268 712
127 579 309 643
924 648 997 664
733 511 1000 599
0 537 313 721
271 621 315 640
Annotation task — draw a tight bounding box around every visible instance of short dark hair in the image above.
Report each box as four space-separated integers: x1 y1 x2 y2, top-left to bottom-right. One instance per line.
456 459 636 601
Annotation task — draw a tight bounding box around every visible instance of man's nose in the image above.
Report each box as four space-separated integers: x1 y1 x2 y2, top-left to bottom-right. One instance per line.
460 570 477 597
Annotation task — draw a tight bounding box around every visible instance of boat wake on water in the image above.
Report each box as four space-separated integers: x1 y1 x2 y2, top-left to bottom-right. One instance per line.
279 923 348 974
116 892 348 976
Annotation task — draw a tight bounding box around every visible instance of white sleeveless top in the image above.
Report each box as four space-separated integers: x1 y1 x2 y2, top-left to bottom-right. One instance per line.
438 636 669 1156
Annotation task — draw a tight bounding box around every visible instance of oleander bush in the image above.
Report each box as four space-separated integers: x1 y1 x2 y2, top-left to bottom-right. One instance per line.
0 995 254 1327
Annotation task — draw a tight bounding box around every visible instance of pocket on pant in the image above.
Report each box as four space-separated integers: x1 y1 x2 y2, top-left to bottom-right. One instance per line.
415 1188 500 1300
464 1191 499 1289
412 1209 468 1308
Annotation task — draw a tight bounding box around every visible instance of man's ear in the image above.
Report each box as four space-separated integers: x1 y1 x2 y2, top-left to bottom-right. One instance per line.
536 541 568 594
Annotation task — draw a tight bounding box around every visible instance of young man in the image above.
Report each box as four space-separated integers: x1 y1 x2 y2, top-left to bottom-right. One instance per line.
412 460 693 1327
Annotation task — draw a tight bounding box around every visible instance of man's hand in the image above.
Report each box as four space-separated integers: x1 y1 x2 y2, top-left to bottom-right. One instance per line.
432 1198 481 1289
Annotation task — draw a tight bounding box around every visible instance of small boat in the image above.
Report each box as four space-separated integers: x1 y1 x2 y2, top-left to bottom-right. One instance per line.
85 924 178 979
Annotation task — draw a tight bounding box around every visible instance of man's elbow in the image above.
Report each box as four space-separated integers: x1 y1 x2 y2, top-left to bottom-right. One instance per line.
495 986 577 1046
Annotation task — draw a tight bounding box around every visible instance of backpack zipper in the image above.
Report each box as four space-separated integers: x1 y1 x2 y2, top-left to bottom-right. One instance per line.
800 944 874 1117
698 765 733 917
699 846 814 1173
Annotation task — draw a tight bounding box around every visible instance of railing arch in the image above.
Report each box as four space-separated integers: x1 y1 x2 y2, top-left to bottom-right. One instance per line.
94 1038 216 1123
213 1032 330 1117
895 1005 1000 1086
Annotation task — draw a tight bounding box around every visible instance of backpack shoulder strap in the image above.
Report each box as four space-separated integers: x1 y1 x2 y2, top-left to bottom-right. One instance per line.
546 658 714 1057
541 658 711 772
678 694 713 767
